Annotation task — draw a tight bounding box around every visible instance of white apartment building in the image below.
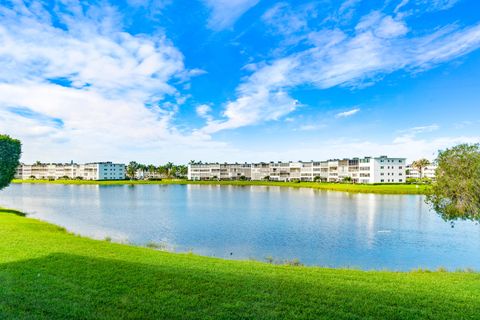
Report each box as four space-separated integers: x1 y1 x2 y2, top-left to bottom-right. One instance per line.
406 164 437 180
188 156 406 184
188 163 252 180
15 162 126 180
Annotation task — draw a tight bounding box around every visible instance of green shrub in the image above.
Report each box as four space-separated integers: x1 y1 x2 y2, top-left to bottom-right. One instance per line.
0 135 21 190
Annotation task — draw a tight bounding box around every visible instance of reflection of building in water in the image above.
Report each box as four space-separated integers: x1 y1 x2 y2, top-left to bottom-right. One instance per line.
189 156 406 184
15 162 125 180
354 193 378 248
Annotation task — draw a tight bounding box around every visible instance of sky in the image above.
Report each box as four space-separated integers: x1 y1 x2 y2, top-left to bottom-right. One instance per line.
0 0 479 164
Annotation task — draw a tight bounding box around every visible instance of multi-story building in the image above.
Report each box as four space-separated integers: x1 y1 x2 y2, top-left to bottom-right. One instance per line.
188 156 407 184
15 162 125 180
187 163 252 180
406 164 437 180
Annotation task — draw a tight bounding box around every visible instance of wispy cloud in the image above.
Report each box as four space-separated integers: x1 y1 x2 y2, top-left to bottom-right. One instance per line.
398 124 440 135
296 124 326 131
262 2 317 37
203 0 259 30
201 5 480 134
335 108 360 118
196 104 213 121
421 0 461 11
0 0 220 162
238 135 480 163
394 124 440 143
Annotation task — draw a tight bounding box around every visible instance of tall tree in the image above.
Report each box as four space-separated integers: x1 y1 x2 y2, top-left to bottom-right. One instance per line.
426 144 480 222
412 158 431 178
165 162 174 178
177 165 188 177
0 135 22 190
156 165 168 177
148 165 156 174
126 161 139 180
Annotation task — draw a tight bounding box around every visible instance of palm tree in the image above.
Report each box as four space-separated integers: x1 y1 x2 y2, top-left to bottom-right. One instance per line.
148 164 156 173
165 162 174 178
412 158 430 178
156 165 168 177
176 165 188 178
126 161 139 180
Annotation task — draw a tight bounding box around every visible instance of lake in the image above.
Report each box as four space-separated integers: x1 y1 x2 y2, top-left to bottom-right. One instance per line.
1 183 479 270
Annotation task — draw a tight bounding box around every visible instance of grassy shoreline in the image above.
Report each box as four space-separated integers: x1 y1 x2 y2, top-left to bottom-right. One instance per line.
0 208 479 319
12 179 430 194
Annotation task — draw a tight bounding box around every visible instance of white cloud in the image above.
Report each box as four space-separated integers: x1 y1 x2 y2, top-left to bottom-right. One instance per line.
422 0 460 11
398 124 440 135
262 2 317 37
339 0 361 14
187 134 480 164
394 0 410 13
202 57 300 133
375 16 408 38
394 124 440 143
203 0 259 30
202 11 480 134
297 124 326 131
196 104 213 121
335 108 360 118
0 1 221 163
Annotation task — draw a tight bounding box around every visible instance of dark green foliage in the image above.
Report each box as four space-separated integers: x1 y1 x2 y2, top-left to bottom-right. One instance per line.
406 177 432 185
0 135 21 190
126 161 139 179
426 143 480 222
342 176 353 183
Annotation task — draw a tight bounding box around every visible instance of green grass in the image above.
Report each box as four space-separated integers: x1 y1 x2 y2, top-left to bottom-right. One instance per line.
12 179 430 194
1 208 479 319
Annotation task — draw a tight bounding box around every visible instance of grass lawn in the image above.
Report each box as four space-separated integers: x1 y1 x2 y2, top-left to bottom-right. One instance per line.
12 179 430 195
1 209 479 319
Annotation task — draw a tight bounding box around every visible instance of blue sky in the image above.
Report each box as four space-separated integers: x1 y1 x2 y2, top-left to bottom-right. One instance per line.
0 0 479 164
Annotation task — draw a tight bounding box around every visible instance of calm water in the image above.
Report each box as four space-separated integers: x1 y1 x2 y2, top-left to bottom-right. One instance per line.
1 183 479 270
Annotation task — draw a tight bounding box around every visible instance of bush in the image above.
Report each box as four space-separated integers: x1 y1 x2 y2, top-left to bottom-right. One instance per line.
342 176 353 183
0 135 22 190
406 177 432 185
426 143 480 222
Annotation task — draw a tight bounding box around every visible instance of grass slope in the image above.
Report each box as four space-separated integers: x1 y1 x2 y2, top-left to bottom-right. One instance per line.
12 179 430 194
1 209 479 319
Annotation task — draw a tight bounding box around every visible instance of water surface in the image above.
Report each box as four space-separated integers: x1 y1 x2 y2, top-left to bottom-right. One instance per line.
1 183 479 270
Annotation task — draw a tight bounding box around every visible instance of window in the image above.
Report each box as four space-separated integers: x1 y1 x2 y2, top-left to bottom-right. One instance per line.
380 179 384 182
380 166 384 169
